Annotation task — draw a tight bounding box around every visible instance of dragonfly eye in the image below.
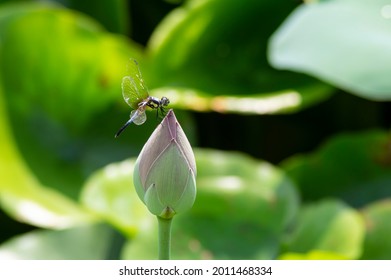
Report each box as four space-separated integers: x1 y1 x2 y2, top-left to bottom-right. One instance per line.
161 97 170 106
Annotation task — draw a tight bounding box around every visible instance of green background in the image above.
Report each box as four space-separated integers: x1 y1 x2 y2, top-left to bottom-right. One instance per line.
0 0 390 260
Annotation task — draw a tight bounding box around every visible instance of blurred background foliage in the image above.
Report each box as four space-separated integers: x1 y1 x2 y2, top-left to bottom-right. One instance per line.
0 0 390 260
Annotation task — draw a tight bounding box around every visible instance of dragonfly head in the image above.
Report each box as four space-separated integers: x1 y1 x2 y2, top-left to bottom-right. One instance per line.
160 96 170 107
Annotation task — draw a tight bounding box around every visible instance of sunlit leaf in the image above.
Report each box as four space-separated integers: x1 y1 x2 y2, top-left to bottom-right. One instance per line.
281 199 364 259
0 2 141 130
0 223 116 259
0 79 92 229
145 0 333 114
150 85 330 115
80 159 152 238
269 0 391 100
360 199 391 259
279 250 348 260
0 3 143 199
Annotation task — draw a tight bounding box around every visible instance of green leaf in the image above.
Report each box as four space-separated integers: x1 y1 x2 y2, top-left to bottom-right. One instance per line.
269 0 391 100
150 85 332 115
122 149 300 259
282 130 391 207
0 76 92 229
279 250 348 260
80 159 152 238
66 0 130 34
146 0 333 114
0 2 141 130
360 199 391 259
282 199 364 259
0 223 118 259
0 3 143 199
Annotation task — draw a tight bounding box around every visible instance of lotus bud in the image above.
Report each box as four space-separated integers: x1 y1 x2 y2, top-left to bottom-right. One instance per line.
133 110 196 219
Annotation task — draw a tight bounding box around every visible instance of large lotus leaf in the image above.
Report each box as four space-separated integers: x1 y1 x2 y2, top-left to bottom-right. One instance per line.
282 130 391 207
0 3 143 200
269 0 391 100
0 223 117 259
279 250 348 260
0 3 141 129
120 149 299 259
145 0 333 115
279 251 348 260
360 199 391 259
0 77 92 229
281 199 364 259
80 159 152 238
66 0 130 34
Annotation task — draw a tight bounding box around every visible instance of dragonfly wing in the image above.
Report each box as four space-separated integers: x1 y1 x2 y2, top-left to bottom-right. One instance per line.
122 76 141 108
130 109 147 125
114 109 146 137
121 59 149 108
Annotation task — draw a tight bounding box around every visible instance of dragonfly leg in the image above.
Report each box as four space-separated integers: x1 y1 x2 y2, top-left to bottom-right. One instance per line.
138 100 148 107
156 106 167 121
159 106 165 117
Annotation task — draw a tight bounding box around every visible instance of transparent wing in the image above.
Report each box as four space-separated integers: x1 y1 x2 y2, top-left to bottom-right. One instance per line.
121 59 149 108
130 109 147 125
114 109 147 137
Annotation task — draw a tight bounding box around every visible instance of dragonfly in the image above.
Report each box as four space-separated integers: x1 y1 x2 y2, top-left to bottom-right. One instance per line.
115 59 170 138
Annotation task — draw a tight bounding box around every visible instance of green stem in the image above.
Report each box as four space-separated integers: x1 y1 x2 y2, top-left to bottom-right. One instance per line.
157 216 173 260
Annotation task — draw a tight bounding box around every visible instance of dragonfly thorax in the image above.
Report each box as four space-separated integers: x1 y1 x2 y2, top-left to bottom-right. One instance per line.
143 96 170 109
